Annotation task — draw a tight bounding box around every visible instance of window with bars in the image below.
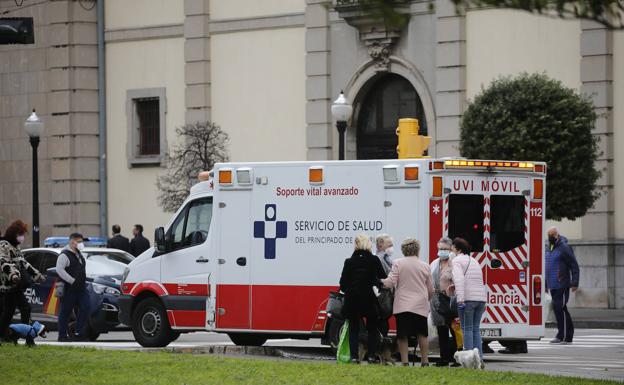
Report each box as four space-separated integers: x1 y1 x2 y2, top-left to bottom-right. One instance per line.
136 98 160 156
126 88 166 166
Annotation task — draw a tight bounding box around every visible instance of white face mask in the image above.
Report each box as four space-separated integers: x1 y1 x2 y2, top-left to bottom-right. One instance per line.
438 250 450 260
385 246 394 256
16 235 25 244
76 242 85 251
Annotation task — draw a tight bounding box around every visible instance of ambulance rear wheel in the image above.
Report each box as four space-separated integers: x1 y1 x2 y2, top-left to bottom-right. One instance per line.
228 333 267 346
132 297 172 347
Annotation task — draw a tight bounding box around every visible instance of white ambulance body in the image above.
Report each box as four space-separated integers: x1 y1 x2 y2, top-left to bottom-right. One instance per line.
119 158 547 347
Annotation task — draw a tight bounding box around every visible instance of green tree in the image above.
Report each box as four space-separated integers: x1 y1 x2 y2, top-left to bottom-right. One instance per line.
459 73 601 221
355 0 623 29
156 121 229 212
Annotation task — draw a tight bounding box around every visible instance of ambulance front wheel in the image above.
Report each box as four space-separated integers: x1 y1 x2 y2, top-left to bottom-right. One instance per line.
228 333 267 346
132 297 173 347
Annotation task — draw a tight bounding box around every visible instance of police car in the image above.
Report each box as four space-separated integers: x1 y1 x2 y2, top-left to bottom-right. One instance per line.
15 241 134 340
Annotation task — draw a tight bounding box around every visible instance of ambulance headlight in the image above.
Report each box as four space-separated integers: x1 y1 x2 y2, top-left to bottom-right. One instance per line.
92 283 120 297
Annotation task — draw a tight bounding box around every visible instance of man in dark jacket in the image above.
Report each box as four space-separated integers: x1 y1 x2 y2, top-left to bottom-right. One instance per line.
56 233 90 342
129 224 151 257
107 224 130 252
545 227 580 344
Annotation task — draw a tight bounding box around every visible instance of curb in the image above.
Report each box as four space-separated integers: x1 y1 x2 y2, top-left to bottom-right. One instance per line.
141 345 335 360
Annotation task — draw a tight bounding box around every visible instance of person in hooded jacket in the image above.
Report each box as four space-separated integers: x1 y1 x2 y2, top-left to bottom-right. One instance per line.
545 227 579 344
339 234 387 363
0 220 44 340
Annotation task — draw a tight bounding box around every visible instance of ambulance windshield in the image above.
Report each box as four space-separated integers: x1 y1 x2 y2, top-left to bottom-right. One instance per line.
448 194 484 252
490 195 525 252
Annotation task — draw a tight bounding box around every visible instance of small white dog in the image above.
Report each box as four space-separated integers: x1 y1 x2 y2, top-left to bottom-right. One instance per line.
454 348 483 369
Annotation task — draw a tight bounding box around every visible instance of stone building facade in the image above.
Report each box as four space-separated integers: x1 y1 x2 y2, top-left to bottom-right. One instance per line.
0 0 622 308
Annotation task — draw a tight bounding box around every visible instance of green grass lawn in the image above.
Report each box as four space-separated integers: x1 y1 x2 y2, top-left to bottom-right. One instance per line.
0 344 618 385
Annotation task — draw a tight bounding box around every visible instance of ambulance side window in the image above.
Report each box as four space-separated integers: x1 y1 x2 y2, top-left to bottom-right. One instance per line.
184 199 213 247
169 208 187 249
448 194 484 252
167 198 213 251
490 195 525 252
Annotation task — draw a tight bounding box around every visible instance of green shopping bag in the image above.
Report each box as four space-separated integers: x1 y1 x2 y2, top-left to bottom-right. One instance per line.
336 320 351 364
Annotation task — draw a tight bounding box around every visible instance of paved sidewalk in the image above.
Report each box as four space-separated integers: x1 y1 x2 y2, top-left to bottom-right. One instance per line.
547 308 624 329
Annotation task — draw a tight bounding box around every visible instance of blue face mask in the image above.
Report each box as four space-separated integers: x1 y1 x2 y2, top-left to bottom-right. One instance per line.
438 250 450 260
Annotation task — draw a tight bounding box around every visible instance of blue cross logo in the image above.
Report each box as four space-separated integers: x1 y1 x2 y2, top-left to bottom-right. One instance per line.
254 204 287 259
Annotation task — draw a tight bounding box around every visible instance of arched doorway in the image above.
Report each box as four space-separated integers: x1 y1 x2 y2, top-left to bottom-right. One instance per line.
356 74 427 160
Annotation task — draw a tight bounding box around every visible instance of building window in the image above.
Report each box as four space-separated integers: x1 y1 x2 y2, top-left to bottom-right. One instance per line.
356 74 426 160
136 98 160 156
126 88 167 166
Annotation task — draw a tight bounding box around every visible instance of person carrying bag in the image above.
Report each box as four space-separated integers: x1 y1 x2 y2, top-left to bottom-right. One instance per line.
430 237 459 366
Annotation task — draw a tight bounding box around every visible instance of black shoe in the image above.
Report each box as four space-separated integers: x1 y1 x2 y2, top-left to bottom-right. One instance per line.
57 336 70 342
435 361 449 367
73 334 90 342
450 362 461 367
350 358 360 364
421 362 430 367
498 348 527 354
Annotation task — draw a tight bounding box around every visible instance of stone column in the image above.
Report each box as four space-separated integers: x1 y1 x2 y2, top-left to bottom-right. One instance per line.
305 0 333 160
47 0 100 236
434 0 466 157
575 21 616 308
0 0 51 243
184 0 211 124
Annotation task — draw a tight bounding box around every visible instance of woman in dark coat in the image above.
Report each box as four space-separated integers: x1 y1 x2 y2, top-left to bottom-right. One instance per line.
339 233 387 363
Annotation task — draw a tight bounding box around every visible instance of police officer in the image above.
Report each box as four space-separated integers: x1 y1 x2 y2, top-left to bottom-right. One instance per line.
56 233 90 342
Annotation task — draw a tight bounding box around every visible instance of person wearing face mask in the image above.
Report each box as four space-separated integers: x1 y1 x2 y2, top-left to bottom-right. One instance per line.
429 237 459 367
56 233 91 342
545 226 579 344
0 220 44 341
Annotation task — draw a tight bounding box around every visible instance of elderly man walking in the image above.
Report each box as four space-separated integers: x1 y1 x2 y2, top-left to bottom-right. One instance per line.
545 227 580 344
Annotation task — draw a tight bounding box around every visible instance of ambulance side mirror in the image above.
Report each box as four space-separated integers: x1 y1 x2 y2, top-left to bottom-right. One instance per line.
490 259 502 269
154 227 167 253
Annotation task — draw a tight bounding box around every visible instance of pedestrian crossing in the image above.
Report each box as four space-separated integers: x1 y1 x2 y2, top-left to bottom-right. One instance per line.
489 332 624 351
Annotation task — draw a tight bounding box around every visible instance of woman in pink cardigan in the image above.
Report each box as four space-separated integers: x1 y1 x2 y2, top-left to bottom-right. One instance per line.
382 238 434 366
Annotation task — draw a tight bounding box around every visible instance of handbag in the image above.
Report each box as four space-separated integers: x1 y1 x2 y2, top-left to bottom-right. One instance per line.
327 291 345 319
437 291 454 319
377 288 394 319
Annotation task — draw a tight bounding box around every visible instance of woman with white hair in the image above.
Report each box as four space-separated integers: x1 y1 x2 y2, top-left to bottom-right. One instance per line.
382 238 434 366
339 234 387 363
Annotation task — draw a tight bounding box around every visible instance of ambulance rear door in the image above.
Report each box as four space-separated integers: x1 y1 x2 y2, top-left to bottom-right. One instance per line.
445 174 533 339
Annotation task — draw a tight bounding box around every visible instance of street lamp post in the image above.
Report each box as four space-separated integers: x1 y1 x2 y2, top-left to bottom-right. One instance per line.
331 91 353 160
24 110 43 247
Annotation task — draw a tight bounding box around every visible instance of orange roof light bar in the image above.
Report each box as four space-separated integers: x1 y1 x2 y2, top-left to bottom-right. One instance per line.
444 160 537 170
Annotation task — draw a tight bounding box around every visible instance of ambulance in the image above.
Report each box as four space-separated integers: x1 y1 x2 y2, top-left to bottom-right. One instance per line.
119 158 547 347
